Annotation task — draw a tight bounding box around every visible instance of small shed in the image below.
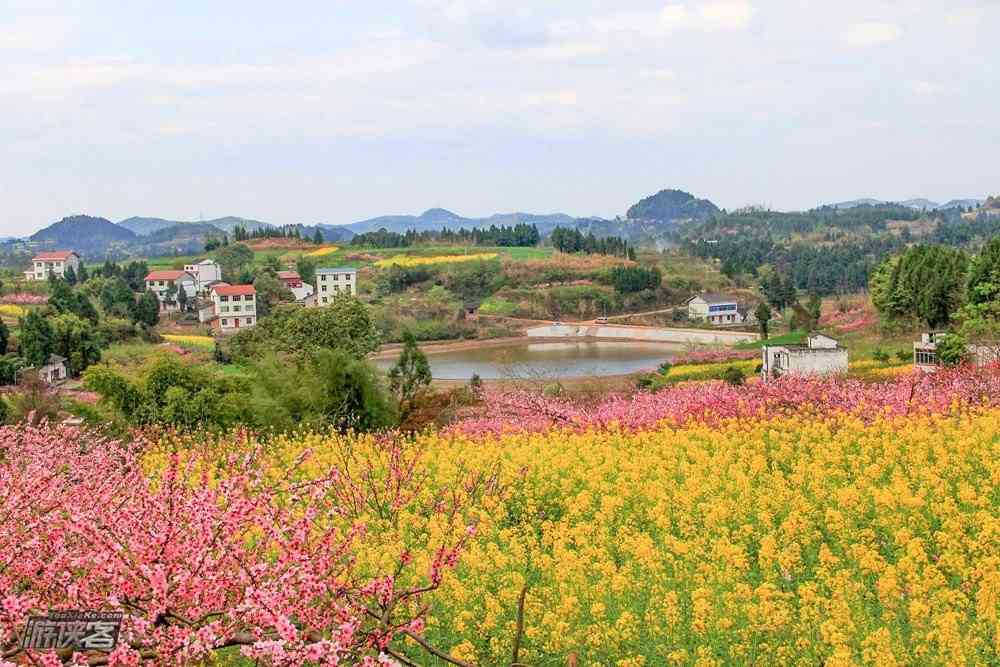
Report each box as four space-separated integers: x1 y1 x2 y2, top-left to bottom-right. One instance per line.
39 354 68 385
761 332 848 379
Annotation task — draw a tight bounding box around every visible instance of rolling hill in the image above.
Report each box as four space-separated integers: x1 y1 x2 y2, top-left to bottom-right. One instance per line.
30 215 136 257
625 189 720 223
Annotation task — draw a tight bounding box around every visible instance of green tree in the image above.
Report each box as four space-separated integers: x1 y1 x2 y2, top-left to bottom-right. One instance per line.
216 243 255 282
936 333 968 366
130 290 161 327
64 265 78 285
296 257 317 287
754 302 772 339
388 331 432 415
0 320 8 354
100 277 135 317
177 284 189 311
249 349 396 432
228 298 380 361
312 228 324 245
806 293 822 330
19 310 54 368
51 312 103 375
49 278 99 324
252 272 293 318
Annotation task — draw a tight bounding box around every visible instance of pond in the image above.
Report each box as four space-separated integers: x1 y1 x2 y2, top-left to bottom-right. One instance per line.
375 341 682 380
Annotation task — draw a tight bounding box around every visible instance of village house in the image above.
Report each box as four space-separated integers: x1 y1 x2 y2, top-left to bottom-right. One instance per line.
208 284 257 333
24 251 81 281
314 267 357 305
686 293 744 326
761 332 848 379
38 354 68 385
913 332 1000 372
182 259 223 294
144 270 197 311
278 270 315 303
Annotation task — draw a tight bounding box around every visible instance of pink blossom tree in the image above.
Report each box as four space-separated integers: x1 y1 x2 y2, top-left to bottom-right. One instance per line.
1 425 480 666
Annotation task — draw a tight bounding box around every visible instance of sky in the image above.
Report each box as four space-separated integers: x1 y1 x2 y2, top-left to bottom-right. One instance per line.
1 0 997 235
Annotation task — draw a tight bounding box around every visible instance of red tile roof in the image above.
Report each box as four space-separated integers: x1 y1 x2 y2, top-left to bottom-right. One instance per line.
145 270 192 281
32 250 78 261
211 284 256 296
277 271 300 281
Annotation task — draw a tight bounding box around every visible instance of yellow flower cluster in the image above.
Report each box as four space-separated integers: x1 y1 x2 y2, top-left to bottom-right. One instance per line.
374 252 499 268
0 304 28 318
665 358 759 383
167 408 1000 665
162 334 214 349
305 245 340 257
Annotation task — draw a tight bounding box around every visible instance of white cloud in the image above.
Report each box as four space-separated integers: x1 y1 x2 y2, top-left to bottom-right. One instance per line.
0 15 74 49
844 22 902 47
698 1 755 31
909 80 942 96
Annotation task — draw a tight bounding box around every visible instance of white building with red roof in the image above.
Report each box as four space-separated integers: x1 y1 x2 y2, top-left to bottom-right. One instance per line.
144 270 197 311
25 250 81 281
278 270 314 302
208 283 257 333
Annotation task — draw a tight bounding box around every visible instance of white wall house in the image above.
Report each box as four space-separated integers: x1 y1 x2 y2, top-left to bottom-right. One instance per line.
144 270 197 311
687 293 744 326
38 354 68 384
209 284 257 333
314 267 357 306
914 332 1000 372
25 251 81 281
183 259 223 294
762 333 848 379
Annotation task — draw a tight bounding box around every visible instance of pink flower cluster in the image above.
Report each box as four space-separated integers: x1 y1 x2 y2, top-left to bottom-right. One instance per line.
0 425 473 666
454 366 1000 437
670 349 759 365
0 293 47 305
820 304 878 333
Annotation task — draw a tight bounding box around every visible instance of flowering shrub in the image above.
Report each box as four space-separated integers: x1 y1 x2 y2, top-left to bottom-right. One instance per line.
454 366 1000 436
374 253 498 269
0 425 478 666
0 293 47 305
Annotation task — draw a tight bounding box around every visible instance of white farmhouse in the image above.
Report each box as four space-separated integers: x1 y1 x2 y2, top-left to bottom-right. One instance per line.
209 284 257 333
913 332 1000 372
183 259 223 294
686 293 744 326
144 270 197 311
25 251 81 281
314 267 357 305
761 332 848 379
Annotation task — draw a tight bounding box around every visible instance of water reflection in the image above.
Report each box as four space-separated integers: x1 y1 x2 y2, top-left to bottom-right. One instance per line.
375 341 682 380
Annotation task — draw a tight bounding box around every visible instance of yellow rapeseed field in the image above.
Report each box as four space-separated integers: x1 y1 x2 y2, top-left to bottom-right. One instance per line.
157 409 1000 665
305 245 340 257
162 334 214 349
0 304 28 318
374 252 498 268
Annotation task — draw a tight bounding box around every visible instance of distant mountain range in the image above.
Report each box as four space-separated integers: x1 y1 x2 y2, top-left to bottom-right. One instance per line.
829 198 985 211
9 189 992 260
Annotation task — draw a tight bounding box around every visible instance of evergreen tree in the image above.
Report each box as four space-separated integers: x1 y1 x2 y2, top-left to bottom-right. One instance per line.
388 331 432 416
19 310 54 368
130 290 161 327
312 228 324 245
77 264 89 282
0 320 8 354
754 302 772 339
63 266 77 285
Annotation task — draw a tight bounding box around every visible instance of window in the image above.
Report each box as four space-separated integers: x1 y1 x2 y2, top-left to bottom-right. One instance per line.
333 285 340 292
221 319 228 326
321 285 327 292
321 275 327 281
246 318 253 325
916 350 937 365
322 297 328 304
220 295 229 302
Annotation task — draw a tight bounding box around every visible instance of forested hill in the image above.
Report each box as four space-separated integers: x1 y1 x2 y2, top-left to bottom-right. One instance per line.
626 189 720 222
30 215 136 256
679 203 1000 296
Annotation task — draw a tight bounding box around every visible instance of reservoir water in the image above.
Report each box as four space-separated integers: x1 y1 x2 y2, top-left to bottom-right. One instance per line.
375 340 682 380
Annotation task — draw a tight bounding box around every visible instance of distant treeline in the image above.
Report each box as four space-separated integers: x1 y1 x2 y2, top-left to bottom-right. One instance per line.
351 224 541 248
230 224 323 244
549 227 636 260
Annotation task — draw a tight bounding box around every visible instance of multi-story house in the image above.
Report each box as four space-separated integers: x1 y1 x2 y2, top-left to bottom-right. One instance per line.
25 251 81 281
182 259 223 294
144 270 197 310
314 267 357 305
209 284 257 333
686 293 744 326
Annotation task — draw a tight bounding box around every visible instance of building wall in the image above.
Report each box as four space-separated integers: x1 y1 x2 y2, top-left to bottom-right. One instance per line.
763 346 848 377
526 324 759 345
315 271 357 305
29 255 80 280
211 292 257 332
